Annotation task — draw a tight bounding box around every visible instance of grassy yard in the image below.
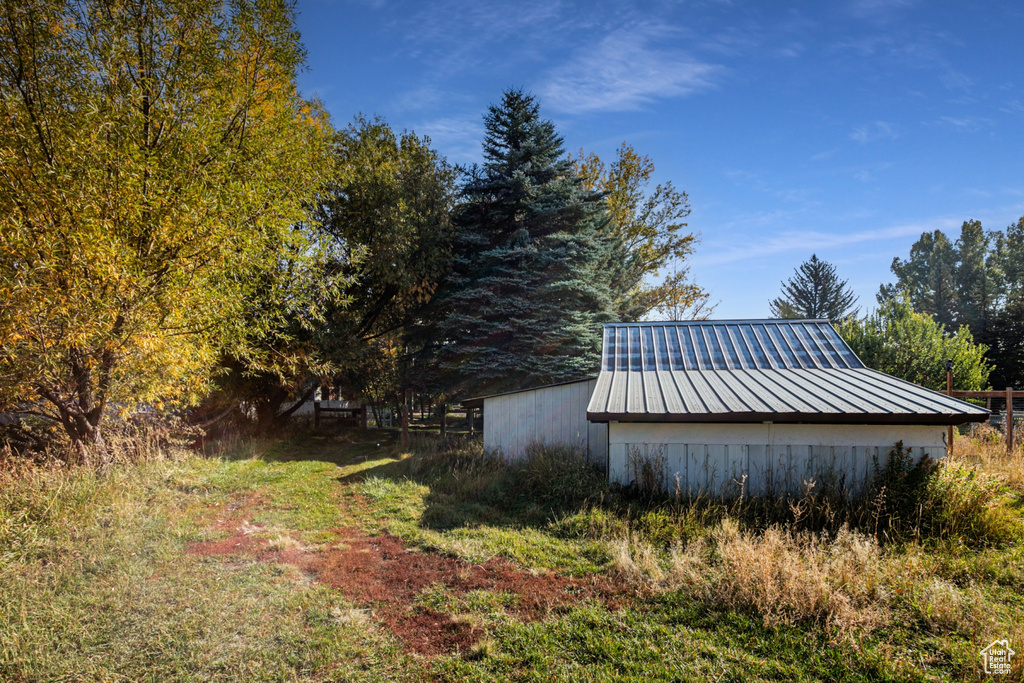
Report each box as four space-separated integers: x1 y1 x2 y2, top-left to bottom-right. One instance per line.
1 427 1022 682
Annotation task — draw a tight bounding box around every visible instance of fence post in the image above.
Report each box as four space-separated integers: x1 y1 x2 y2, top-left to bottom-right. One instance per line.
401 404 409 447
1008 387 1015 455
314 401 321 429
945 359 954 455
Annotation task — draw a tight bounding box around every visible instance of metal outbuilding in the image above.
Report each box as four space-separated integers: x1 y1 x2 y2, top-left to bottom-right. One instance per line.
464 319 989 496
462 378 608 465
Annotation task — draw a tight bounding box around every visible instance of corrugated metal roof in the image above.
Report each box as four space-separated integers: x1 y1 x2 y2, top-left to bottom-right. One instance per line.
587 320 989 425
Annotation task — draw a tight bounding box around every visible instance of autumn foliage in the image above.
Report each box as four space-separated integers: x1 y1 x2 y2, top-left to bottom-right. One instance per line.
0 0 333 457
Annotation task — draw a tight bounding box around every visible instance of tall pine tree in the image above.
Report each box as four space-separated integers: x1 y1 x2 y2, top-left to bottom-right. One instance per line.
769 254 858 321
881 217 1024 388
416 90 614 397
954 220 1000 336
886 230 959 328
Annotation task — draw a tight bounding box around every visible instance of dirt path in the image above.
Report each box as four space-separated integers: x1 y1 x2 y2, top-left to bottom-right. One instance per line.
188 493 624 656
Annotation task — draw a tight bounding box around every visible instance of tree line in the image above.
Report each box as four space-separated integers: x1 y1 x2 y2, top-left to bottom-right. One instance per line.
0 0 708 458
769 216 1024 392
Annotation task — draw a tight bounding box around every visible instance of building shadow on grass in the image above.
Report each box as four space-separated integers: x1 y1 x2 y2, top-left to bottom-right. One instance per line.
247 430 607 534
337 436 609 533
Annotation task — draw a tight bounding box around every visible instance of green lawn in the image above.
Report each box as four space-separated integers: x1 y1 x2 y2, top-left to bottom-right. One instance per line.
1 428 1021 681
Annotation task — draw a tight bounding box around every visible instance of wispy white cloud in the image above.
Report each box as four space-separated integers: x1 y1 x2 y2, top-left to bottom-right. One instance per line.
401 0 565 71
810 147 841 161
849 120 898 143
999 100 1024 116
538 24 724 114
832 25 972 95
847 0 919 21
846 161 894 182
724 167 820 204
694 219 958 267
413 115 485 163
935 115 991 132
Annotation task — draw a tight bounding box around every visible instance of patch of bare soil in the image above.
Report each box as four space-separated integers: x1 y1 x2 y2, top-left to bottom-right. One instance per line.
187 497 624 656
301 529 623 655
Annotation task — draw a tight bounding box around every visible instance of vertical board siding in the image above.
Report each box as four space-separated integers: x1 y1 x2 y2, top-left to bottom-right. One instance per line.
483 379 607 464
607 422 946 497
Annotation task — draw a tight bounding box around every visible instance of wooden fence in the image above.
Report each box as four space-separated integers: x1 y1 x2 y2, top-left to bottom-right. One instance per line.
948 387 1018 454
313 401 367 429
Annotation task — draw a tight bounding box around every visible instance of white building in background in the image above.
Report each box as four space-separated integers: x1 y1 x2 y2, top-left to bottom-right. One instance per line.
462 378 607 465
463 320 988 496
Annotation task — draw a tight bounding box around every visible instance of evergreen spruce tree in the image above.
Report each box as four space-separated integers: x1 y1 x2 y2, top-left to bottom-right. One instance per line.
982 297 1024 390
888 230 959 328
416 89 614 397
882 217 1024 389
954 220 1000 336
769 254 858 321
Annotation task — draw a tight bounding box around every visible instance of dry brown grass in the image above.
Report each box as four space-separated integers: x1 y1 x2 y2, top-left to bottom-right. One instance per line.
953 424 1024 491
612 519 890 633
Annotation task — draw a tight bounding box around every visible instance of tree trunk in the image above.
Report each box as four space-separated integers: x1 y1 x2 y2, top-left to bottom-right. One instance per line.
275 386 316 424
38 378 106 465
256 386 291 433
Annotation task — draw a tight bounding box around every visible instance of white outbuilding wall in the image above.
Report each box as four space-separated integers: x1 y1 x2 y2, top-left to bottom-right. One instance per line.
607 422 946 496
483 379 608 465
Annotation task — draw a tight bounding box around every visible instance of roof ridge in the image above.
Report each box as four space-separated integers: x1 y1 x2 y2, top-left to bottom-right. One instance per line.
604 319 831 326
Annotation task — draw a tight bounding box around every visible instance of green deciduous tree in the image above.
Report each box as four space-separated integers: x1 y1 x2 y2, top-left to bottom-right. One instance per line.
205 115 458 428
835 296 991 391
317 116 457 344
0 0 333 457
416 89 614 398
571 143 710 321
769 255 858 321
316 115 458 412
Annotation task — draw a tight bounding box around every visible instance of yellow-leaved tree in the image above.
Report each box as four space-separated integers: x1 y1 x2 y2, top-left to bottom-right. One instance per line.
572 143 712 321
0 0 333 458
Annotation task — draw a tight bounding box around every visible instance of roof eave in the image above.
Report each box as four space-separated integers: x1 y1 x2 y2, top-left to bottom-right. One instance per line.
587 411 990 426
461 376 597 409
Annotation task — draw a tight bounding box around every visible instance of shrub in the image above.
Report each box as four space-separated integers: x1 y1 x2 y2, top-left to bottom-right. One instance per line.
509 442 607 509
851 440 1021 546
861 441 938 541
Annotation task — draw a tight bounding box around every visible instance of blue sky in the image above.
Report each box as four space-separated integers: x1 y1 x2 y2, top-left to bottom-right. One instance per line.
295 0 1024 319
